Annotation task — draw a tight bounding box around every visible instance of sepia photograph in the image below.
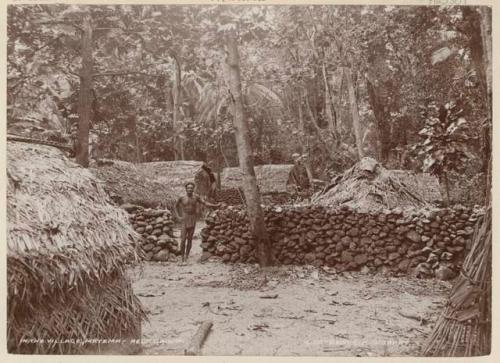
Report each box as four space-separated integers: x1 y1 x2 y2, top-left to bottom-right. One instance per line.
4 1 494 358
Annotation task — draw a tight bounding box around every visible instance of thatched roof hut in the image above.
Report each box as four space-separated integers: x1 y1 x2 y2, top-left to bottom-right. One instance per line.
221 164 296 194
312 157 442 212
91 160 214 209
391 170 442 203
90 158 177 209
137 160 213 199
7 142 146 354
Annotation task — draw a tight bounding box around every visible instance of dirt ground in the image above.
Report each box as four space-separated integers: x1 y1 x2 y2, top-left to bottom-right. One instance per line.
129 222 452 356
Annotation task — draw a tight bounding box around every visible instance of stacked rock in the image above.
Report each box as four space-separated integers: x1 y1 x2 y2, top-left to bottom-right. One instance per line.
127 206 179 261
201 205 483 279
261 192 292 205
214 189 293 206
214 188 245 205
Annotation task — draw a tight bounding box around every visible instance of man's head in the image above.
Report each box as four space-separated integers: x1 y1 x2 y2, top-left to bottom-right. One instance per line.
185 182 195 196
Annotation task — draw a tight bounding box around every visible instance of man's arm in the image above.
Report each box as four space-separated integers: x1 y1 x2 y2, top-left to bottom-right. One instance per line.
197 196 220 208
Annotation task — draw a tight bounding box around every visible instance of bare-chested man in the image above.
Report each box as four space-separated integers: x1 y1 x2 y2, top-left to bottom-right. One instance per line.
175 182 220 263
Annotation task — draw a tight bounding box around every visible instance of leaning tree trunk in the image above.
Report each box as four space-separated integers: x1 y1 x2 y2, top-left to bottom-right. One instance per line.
344 67 364 160
76 15 93 167
223 32 272 267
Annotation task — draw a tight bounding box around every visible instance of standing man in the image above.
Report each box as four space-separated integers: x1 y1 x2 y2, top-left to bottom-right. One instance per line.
175 182 220 263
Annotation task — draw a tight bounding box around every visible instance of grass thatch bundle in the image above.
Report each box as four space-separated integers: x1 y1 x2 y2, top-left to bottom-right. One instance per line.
7 142 146 354
138 160 212 198
311 157 439 212
90 158 177 209
91 159 213 209
391 170 442 204
422 208 491 356
221 164 295 194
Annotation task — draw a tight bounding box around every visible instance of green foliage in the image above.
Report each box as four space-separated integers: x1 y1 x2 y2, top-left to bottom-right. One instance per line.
7 5 491 204
413 100 472 177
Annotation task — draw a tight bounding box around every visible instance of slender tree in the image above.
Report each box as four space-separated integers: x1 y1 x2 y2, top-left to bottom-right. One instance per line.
171 53 185 160
344 67 364 160
76 14 93 167
222 30 273 267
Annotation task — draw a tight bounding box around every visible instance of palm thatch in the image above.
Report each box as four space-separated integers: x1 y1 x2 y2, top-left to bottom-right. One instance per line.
312 157 438 212
221 164 296 194
137 160 213 199
423 208 491 356
391 170 442 203
90 158 178 209
91 159 213 210
7 142 146 354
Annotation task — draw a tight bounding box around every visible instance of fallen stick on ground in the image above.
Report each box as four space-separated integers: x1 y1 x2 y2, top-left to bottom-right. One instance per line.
184 321 213 355
398 311 427 324
260 294 279 299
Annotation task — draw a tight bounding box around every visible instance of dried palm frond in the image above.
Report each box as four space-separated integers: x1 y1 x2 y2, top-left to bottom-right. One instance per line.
422 208 491 356
221 164 295 194
312 157 437 212
8 272 146 354
90 158 177 208
7 142 146 354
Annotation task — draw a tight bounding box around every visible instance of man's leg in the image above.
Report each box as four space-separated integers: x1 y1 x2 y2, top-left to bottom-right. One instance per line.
180 224 187 262
185 227 195 260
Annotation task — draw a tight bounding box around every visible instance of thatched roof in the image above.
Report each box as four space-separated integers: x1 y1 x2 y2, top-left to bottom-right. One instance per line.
391 170 442 203
91 159 213 209
137 160 210 197
7 142 145 353
312 157 441 212
221 164 295 194
90 158 177 208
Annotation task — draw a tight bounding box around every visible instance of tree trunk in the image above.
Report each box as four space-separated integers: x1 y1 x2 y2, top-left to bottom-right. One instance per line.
298 91 314 184
366 77 391 162
76 15 93 167
305 95 334 160
463 7 491 190
223 32 273 267
343 67 364 160
480 7 492 100
131 116 141 163
443 172 450 207
333 69 344 136
480 7 492 204
184 321 213 355
172 54 184 160
322 63 337 139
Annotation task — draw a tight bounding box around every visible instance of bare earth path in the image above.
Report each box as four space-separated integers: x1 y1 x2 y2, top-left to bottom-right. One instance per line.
129 222 451 356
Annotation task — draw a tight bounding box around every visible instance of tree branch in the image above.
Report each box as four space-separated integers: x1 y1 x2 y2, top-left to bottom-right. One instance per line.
61 66 81 78
35 21 83 33
33 34 64 53
93 71 162 78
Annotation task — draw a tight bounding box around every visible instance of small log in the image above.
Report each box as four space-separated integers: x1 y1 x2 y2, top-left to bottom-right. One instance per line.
259 294 279 299
398 310 427 325
184 321 213 355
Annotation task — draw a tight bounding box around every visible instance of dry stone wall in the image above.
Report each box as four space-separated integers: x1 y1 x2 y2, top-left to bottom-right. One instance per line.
215 188 297 206
214 188 245 205
201 205 483 279
125 205 180 262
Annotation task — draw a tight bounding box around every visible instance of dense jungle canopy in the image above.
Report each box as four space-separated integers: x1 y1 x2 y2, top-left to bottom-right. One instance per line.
7 4 492 205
